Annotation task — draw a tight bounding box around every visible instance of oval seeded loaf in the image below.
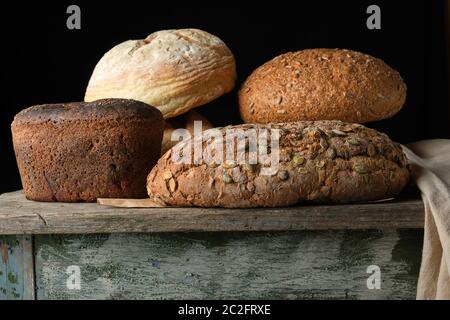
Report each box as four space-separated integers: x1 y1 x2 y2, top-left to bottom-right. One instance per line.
147 120 410 208
85 28 236 119
12 99 164 202
239 49 407 124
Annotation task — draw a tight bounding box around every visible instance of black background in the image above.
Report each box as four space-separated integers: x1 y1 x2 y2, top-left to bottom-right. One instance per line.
0 0 448 193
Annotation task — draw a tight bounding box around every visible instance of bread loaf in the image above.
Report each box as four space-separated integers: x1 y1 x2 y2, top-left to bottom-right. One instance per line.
12 99 164 202
147 120 410 207
85 29 236 119
239 49 407 124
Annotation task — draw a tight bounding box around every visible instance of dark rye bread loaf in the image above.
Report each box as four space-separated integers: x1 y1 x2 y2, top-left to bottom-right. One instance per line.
147 120 410 208
239 49 407 124
12 99 164 202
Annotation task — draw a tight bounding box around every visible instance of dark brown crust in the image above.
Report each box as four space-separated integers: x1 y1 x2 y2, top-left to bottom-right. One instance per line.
239 49 407 123
147 120 410 208
12 99 164 202
13 98 162 124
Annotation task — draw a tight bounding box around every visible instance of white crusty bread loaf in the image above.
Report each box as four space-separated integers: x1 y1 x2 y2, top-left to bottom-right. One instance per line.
85 29 236 119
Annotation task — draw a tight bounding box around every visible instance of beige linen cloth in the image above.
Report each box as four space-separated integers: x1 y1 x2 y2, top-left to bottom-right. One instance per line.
402 139 450 300
99 139 450 300
403 139 450 300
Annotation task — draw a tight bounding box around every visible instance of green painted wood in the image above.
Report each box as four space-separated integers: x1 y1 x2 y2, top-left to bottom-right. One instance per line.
34 230 422 300
0 235 35 300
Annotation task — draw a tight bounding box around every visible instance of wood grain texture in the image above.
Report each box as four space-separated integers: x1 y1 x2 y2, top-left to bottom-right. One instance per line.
34 230 422 300
0 190 424 235
0 235 35 300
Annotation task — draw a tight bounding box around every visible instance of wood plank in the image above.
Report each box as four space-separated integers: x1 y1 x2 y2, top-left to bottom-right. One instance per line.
0 235 35 300
34 230 422 300
0 190 424 235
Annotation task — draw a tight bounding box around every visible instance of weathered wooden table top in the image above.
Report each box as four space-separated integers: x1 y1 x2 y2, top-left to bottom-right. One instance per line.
0 190 424 235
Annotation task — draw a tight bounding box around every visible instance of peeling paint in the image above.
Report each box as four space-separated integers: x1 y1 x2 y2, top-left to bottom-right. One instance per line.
0 236 34 300
11 287 20 298
8 271 18 284
0 236 20 247
1 245 8 264
34 231 422 300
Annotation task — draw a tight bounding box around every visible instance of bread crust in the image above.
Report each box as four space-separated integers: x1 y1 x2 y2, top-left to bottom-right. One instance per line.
239 49 406 123
12 99 164 202
147 120 410 208
85 29 236 119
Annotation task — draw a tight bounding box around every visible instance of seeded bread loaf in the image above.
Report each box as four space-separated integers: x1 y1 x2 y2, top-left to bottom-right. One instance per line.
147 120 410 207
12 99 164 202
239 49 407 124
85 28 236 119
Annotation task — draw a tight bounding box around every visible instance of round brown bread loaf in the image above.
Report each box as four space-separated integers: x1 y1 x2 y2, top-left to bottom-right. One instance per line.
12 99 164 202
239 49 407 124
147 120 410 208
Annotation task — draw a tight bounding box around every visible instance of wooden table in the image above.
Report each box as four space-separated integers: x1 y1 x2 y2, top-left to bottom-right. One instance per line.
0 190 424 300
